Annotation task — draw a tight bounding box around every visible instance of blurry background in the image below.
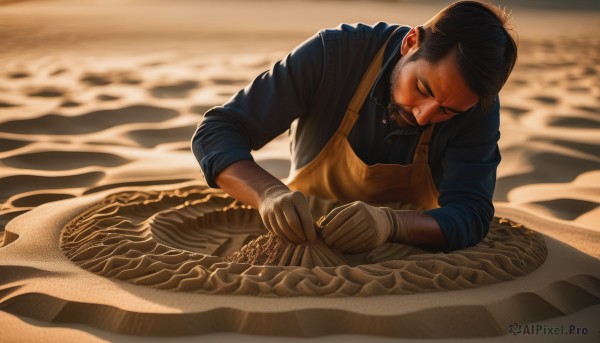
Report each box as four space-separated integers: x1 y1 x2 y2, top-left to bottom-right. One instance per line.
1 0 599 59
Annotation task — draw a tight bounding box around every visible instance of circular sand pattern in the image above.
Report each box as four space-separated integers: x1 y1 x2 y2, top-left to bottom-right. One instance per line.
60 186 547 296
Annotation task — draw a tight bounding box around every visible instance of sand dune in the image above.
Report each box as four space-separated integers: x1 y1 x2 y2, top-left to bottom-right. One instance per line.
0 0 599 341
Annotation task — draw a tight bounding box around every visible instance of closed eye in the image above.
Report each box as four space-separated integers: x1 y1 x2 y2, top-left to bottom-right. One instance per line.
416 82 427 96
417 75 469 115
417 82 452 116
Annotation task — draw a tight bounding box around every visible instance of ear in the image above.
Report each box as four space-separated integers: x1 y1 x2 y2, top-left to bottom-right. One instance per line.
400 26 421 56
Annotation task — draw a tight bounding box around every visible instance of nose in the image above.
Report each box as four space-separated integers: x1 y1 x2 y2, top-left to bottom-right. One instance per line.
412 99 438 125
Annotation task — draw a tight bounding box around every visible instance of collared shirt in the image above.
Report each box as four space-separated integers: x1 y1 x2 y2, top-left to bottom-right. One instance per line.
192 22 501 251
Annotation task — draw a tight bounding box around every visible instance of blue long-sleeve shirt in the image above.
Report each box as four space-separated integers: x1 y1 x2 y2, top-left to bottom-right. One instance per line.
192 22 501 251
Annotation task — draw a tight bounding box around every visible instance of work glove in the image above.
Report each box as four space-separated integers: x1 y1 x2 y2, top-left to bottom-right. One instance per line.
320 201 408 253
257 183 317 244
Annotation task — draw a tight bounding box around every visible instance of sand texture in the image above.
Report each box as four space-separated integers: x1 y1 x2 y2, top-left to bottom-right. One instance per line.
54 186 548 296
0 190 598 338
1 0 600 341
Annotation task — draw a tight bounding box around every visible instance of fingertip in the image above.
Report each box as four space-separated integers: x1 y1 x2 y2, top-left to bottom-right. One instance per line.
300 216 317 243
276 212 304 244
320 204 345 226
286 234 302 245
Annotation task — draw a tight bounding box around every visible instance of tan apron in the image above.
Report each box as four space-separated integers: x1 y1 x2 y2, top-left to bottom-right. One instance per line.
287 36 440 210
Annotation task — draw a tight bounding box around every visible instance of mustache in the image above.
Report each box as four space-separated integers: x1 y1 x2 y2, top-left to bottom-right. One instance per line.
388 103 418 126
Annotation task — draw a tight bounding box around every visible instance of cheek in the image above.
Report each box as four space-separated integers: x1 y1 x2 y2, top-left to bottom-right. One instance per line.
392 77 415 105
390 60 419 105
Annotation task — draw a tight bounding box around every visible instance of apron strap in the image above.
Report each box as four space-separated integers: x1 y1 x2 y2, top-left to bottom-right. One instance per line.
412 125 435 164
339 28 400 137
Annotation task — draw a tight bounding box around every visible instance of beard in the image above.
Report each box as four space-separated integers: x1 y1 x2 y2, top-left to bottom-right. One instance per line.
389 58 418 128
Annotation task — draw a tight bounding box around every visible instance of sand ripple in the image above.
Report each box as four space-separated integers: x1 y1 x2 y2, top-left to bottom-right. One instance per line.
0 105 178 135
60 186 547 296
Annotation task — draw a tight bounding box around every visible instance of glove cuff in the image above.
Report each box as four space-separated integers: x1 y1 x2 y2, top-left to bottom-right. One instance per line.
258 181 290 201
386 209 416 243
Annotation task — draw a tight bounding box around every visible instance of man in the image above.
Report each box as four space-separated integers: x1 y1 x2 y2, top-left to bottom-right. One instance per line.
192 1 517 253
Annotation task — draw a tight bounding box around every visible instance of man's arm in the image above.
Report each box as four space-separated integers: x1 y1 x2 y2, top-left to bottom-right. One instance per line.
192 33 326 243
392 210 447 247
424 101 501 250
214 160 281 209
320 202 446 253
192 32 325 189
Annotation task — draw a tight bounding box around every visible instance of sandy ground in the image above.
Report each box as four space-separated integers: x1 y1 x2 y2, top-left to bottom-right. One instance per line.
0 0 599 341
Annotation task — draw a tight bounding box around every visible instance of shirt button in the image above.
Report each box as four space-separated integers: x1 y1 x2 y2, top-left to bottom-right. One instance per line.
382 118 387 124
386 139 392 144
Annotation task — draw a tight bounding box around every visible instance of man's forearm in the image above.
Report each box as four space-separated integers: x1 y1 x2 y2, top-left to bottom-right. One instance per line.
214 160 288 208
392 210 447 248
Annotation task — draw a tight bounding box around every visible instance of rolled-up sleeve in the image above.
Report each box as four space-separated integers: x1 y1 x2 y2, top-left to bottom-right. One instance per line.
424 100 501 250
191 32 325 187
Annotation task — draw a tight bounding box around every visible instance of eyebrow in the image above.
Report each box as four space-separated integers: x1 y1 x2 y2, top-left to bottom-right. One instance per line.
418 76 464 114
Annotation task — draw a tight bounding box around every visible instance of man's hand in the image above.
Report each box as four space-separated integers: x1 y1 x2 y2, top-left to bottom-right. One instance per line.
320 201 402 253
214 160 317 244
258 183 316 244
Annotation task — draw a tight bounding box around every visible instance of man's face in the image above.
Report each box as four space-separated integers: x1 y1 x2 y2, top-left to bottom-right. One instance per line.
389 29 479 128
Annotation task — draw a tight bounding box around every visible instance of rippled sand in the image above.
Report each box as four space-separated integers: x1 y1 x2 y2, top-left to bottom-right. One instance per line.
54 186 547 296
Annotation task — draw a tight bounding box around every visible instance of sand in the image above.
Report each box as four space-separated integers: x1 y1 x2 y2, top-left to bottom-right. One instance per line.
54 187 547 295
1 0 599 341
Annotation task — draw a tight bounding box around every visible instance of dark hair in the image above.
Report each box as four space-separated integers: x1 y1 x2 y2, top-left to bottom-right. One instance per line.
408 1 518 111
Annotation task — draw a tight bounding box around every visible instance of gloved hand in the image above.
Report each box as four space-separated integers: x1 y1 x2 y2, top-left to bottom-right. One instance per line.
257 182 316 244
320 201 408 253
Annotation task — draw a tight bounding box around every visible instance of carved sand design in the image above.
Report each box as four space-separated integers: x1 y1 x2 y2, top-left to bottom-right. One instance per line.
227 233 348 268
60 185 547 296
